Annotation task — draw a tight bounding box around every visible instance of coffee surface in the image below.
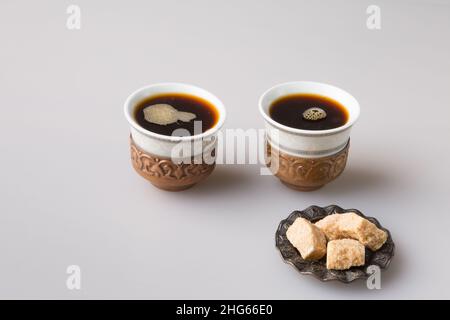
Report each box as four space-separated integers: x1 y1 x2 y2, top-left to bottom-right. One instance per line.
269 93 349 131
134 93 218 136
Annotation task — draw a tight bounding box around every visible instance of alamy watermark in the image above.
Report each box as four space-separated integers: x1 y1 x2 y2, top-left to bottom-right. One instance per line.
162 122 280 175
65 5 381 31
61 5 382 292
66 5 81 30
66 265 81 290
366 265 381 289
366 5 381 30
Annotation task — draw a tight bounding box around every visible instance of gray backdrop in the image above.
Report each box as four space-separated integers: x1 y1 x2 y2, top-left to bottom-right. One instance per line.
1 0 450 299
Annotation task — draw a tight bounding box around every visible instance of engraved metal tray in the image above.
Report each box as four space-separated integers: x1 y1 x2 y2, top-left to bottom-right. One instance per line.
275 205 395 283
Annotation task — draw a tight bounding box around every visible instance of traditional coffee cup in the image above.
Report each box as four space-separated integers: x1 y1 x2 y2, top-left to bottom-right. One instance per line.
259 81 360 191
124 83 226 191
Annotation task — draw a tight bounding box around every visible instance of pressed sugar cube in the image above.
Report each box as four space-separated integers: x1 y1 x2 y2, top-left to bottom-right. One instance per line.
326 239 365 270
316 213 387 251
286 217 327 260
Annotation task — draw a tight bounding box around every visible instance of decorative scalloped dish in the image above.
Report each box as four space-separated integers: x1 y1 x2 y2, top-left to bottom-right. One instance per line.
275 205 395 283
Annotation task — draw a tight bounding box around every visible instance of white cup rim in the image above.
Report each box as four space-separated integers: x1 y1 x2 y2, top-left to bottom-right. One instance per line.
258 81 360 136
124 82 226 142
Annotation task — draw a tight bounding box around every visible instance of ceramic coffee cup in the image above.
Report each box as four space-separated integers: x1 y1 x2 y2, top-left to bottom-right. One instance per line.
259 81 360 191
124 83 226 191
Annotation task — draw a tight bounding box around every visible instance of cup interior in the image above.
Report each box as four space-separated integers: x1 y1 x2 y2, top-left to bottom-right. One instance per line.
124 83 226 141
259 81 360 135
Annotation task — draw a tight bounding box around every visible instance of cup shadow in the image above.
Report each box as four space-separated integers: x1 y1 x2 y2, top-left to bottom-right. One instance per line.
192 164 257 194
321 164 393 196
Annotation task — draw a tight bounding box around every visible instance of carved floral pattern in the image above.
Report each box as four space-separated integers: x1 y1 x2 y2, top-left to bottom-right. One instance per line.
266 141 349 189
130 139 214 187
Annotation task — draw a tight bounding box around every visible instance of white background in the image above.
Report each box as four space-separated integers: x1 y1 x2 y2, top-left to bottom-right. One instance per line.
1 0 449 299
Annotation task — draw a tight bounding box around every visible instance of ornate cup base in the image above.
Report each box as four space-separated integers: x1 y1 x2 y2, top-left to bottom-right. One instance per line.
147 181 198 192
281 182 324 192
130 137 215 191
266 141 350 191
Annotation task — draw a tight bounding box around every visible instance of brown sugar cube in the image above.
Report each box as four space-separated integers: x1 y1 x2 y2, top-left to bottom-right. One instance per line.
286 217 327 260
315 213 388 251
314 214 341 239
326 239 365 270
341 213 387 251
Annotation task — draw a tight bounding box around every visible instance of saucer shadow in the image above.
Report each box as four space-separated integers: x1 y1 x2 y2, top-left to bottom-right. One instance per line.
297 243 402 292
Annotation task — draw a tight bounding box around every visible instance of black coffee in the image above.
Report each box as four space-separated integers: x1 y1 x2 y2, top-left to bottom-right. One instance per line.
134 93 218 136
269 93 349 131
